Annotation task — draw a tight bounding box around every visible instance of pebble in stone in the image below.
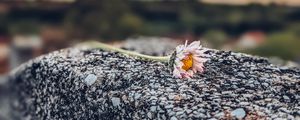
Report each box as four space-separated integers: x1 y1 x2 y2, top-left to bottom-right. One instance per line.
283 95 290 101
261 82 269 87
231 108 246 119
239 102 250 106
279 107 290 113
147 112 152 119
237 72 246 78
150 106 156 112
170 116 178 120
84 74 97 86
111 97 121 107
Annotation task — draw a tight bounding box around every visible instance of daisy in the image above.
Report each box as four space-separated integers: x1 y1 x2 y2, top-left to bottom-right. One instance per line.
80 40 207 79
171 41 207 78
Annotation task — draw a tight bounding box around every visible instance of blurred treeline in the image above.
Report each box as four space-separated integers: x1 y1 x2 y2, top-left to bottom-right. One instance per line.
1 0 300 60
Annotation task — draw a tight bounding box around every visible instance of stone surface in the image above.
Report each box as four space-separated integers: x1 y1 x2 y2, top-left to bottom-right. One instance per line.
9 47 300 119
0 76 11 120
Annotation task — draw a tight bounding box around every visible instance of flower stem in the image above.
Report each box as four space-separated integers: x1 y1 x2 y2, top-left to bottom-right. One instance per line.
78 41 170 62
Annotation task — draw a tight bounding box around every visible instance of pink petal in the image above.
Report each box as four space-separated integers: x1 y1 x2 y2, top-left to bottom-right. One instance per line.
173 67 182 78
188 41 200 49
185 41 200 52
192 67 197 73
192 61 204 72
175 60 184 68
193 57 207 63
196 65 204 73
193 49 205 55
181 73 191 79
183 55 190 59
176 45 185 53
187 70 194 76
176 52 186 60
184 40 188 47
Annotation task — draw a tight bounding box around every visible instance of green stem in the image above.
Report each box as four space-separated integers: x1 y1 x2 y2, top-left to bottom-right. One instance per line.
79 41 170 62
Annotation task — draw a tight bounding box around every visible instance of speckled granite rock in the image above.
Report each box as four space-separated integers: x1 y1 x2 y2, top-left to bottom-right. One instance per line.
10 47 300 119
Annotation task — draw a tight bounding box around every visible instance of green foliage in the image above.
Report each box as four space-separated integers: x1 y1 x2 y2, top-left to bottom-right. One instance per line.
0 15 8 34
3 1 300 61
142 21 175 36
119 13 143 36
246 31 300 60
6 1 297 40
9 20 40 35
178 4 199 33
63 0 143 40
203 30 228 49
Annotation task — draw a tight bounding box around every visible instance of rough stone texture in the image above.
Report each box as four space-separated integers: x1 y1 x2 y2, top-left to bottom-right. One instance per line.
10 47 300 120
0 77 11 120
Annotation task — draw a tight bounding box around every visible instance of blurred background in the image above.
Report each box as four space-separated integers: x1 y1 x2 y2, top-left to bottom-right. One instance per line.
1 0 300 79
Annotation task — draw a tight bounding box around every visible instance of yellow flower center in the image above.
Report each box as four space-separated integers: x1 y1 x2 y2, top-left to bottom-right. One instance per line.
181 54 193 71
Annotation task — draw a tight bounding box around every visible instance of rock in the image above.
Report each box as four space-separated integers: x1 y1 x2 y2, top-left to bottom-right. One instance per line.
9 48 300 119
283 95 290 101
150 106 156 112
111 97 121 107
0 82 11 120
237 72 246 78
239 102 250 106
84 74 97 86
279 107 290 113
231 108 246 119
170 116 178 120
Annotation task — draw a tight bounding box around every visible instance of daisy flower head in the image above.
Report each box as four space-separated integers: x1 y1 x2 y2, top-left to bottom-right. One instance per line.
169 40 207 79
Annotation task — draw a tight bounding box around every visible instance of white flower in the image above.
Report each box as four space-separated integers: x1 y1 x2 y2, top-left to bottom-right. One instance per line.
172 41 207 78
